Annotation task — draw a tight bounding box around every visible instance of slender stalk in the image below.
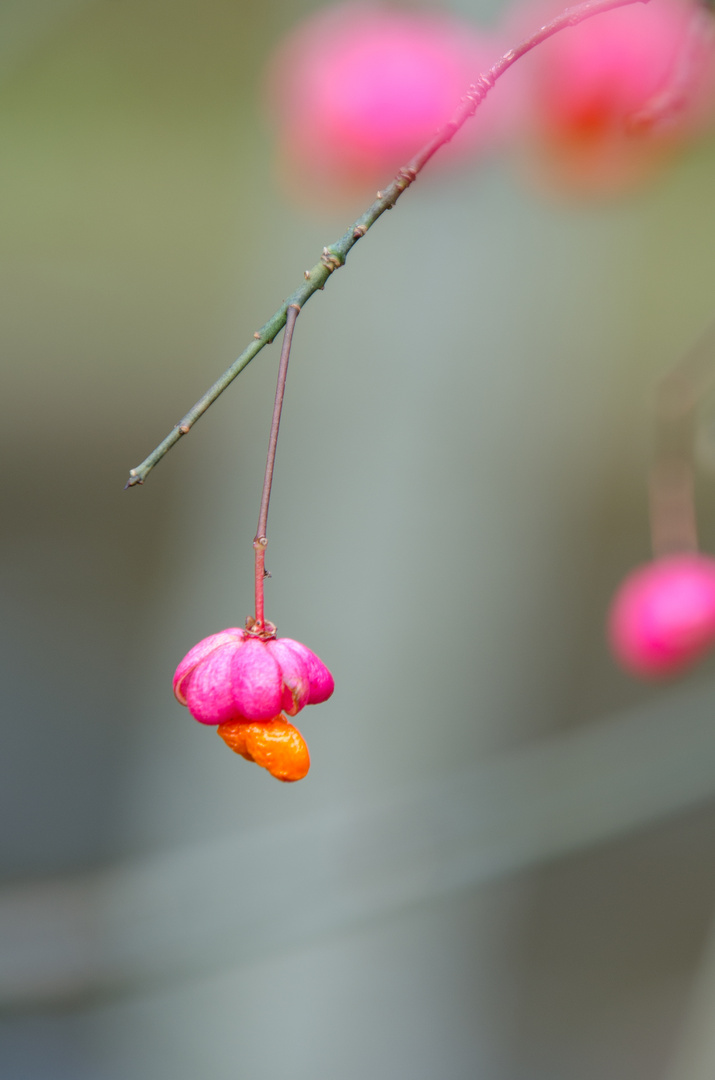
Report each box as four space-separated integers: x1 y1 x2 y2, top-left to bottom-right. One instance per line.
125 0 649 489
252 303 300 629
649 460 698 557
253 537 268 629
649 317 715 558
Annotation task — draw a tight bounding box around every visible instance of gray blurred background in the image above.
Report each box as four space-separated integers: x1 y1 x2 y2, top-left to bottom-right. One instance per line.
3 0 715 1077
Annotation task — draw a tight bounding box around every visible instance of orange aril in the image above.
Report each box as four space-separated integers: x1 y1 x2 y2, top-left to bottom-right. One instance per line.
218 715 310 782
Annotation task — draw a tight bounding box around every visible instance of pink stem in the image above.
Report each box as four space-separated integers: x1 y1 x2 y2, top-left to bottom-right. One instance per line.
253 303 301 628
254 538 267 627
402 0 651 179
649 461 698 558
648 319 715 559
629 6 715 131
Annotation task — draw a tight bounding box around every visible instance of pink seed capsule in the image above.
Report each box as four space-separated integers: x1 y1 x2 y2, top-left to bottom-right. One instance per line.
608 554 715 678
173 628 334 725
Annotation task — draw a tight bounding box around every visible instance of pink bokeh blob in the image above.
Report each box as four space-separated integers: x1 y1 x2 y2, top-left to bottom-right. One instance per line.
265 2 511 200
608 553 715 678
512 0 715 192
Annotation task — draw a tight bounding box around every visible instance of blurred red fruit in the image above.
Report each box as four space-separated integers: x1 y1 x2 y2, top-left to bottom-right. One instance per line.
264 2 509 201
513 0 715 193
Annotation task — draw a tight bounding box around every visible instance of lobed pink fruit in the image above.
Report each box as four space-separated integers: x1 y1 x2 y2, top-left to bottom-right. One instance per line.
174 628 334 725
608 553 715 678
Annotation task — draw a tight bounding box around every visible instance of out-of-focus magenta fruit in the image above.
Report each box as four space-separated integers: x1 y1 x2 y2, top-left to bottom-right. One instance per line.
608 553 715 678
512 0 715 193
264 2 511 200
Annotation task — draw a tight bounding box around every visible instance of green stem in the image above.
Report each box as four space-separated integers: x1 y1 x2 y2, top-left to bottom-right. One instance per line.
125 0 649 489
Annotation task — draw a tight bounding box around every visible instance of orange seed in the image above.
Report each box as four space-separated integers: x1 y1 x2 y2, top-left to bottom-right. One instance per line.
218 715 310 782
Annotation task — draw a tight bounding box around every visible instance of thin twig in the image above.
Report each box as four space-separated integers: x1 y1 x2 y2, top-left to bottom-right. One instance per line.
125 0 649 489
252 303 300 630
256 304 300 544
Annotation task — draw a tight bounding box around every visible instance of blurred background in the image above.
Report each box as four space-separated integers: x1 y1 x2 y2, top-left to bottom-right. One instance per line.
3 0 715 1077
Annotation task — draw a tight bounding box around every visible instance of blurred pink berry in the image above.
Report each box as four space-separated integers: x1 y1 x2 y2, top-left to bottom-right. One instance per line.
608 553 715 678
264 2 509 199
513 0 715 193
174 628 334 725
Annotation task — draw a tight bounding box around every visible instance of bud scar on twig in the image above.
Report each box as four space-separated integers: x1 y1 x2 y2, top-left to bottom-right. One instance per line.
320 247 343 273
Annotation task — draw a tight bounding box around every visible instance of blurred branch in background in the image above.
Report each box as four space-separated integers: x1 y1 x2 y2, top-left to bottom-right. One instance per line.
651 317 715 557
3 673 715 1010
651 324 715 1079
666 905 715 1080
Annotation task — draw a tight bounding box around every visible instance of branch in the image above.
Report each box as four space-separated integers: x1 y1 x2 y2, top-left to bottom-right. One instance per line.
125 0 649 489
649 316 715 557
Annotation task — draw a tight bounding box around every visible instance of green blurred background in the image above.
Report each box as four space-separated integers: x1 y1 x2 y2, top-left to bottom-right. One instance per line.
4 0 715 1077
